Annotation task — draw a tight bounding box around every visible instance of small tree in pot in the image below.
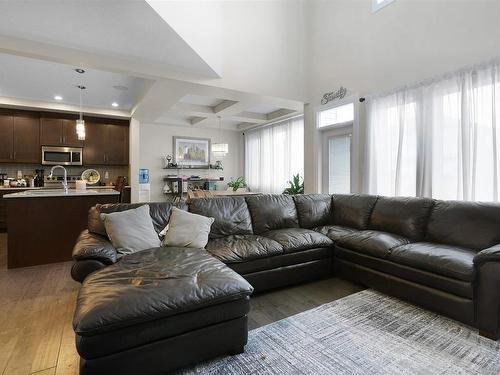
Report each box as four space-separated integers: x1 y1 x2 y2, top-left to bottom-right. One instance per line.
283 174 304 194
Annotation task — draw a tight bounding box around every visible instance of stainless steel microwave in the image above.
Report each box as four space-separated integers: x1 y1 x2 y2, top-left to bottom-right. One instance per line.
41 146 83 166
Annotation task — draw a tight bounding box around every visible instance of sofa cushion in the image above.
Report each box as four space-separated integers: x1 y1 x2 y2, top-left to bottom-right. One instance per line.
337 230 410 259
189 197 253 238
245 194 299 234
162 208 214 249
369 196 434 240
332 194 378 229
206 235 283 263
425 200 500 251
88 202 187 237
293 194 333 229
73 247 253 336
390 242 475 282
263 228 333 253
314 225 360 242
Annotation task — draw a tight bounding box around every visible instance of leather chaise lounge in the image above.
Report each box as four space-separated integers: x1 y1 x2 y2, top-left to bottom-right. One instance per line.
71 193 500 373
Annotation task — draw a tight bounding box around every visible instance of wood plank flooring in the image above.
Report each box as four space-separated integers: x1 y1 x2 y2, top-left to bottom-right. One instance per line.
0 233 364 374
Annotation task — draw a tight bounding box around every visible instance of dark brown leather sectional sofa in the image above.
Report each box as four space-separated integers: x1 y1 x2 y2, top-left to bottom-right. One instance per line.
72 193 500 341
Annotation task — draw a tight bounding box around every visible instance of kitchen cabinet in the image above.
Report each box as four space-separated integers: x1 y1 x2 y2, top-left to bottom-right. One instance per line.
13 117 40 163
0 115 14 162
40 118 83 147
0 188 28 231
0 115 40 163
84 122 129 166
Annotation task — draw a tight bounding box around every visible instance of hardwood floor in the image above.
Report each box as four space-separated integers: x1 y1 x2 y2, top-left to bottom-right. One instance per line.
0 232 364 374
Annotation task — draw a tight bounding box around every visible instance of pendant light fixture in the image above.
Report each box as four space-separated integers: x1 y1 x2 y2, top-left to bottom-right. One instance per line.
75 68 86 141
212 116 229 157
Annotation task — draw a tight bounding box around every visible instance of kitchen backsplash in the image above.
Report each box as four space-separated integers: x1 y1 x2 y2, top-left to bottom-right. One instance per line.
0 164 129 185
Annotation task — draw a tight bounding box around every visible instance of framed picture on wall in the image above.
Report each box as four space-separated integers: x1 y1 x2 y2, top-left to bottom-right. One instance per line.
173 136 211 167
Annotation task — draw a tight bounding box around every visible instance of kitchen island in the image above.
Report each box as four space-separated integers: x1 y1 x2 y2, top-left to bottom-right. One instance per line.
4 189 119 268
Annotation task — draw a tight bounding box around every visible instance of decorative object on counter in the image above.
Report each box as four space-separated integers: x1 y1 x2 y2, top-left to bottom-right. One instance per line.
227 176 247 192
213 160 223 170
34 169 44 187
81 169 100 185
139 168 149 183
321 86 347 105
283 174 304 195
162 154 176 169
173 136 210 168
76 68 86 140
76 180 87 191
212 116 229 158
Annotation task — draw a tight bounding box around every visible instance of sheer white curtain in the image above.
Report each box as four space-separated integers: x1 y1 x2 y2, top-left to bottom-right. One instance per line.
245 116 304 193
365 61 500 202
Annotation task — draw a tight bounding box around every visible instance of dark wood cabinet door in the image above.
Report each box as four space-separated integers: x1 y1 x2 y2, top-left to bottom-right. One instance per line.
105 124 129 165
83 122 106 165
40 118 63 146
13 116 40 163
0 115 14 162
62 119 83 147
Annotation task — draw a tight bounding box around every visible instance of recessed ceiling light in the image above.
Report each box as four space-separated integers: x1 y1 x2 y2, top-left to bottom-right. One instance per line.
111 102 119 107
54 95 63 101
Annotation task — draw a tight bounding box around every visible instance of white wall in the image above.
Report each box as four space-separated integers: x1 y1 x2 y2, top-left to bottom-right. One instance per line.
136 123 244 202
305 0 500 192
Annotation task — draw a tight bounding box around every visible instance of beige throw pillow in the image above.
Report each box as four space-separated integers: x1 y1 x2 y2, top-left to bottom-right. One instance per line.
162 207 214 248
100 205 161 255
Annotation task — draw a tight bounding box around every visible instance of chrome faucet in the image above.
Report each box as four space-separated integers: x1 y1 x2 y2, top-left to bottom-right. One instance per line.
49 165 68 194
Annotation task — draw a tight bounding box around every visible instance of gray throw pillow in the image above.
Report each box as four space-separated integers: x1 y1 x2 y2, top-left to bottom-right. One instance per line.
162 207 214 248
100 205 161 255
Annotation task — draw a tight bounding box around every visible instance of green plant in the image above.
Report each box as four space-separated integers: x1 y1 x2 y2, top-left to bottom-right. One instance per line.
283 174 304 194
228 176 247 192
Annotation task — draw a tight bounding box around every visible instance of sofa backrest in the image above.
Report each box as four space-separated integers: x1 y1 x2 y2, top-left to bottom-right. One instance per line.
188 197 253 238
331 194 378 230
369 196 434 240
245 194 299 234
88 202 186 237
293 194 333 229
425 200 500 251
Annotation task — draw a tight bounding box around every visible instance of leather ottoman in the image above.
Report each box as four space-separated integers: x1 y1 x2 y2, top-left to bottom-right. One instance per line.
73 247 254 375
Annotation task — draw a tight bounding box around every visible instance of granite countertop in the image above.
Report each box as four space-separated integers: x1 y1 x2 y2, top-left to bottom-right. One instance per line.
3 189 120 198
0 185 127 191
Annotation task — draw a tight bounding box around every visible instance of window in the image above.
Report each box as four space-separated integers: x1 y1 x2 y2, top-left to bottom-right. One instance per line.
365 60 500 202
245 116 304 194
372 0 395 13
328 134 351 194
318 103 354 128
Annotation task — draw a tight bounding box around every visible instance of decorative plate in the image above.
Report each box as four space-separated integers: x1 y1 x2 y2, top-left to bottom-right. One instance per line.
81 169 100 185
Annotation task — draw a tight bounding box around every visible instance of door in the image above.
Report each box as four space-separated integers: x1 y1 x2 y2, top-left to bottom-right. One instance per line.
0 115 14 162
40 118 63 145
62 119 84 147
13 116 40 163
105 124 129 165
83 122 106 165
322 127 352 194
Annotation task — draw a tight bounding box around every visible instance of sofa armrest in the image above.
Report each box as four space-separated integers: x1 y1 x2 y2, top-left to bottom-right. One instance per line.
474 244 500 266
73 230 117 265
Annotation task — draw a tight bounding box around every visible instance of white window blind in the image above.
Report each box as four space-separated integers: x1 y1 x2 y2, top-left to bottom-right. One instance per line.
329 134 351 194
245 116 304 193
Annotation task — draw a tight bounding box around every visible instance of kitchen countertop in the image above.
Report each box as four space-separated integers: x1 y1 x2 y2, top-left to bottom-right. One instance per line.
0 185 127 191
3 188 120 198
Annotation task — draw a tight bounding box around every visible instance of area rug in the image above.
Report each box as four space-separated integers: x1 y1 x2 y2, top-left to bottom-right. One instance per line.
178 290 500 374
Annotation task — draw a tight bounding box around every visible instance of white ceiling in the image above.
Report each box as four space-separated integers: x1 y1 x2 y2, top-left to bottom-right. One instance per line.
0 53 153 111
0 0 220 78
246 104 282 115
180 94 224 107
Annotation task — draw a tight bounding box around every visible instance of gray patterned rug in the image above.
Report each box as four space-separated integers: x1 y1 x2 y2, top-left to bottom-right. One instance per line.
179 290 500 374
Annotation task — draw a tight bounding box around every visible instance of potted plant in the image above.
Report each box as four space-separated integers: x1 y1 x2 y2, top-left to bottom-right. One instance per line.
227 176 247 192
283 174 304 194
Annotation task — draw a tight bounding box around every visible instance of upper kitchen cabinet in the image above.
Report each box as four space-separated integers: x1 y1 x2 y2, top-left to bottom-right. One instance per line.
83 122 129 166
0 115 40 163
13 117 40 163
0 115 14 162
40 118 83 147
